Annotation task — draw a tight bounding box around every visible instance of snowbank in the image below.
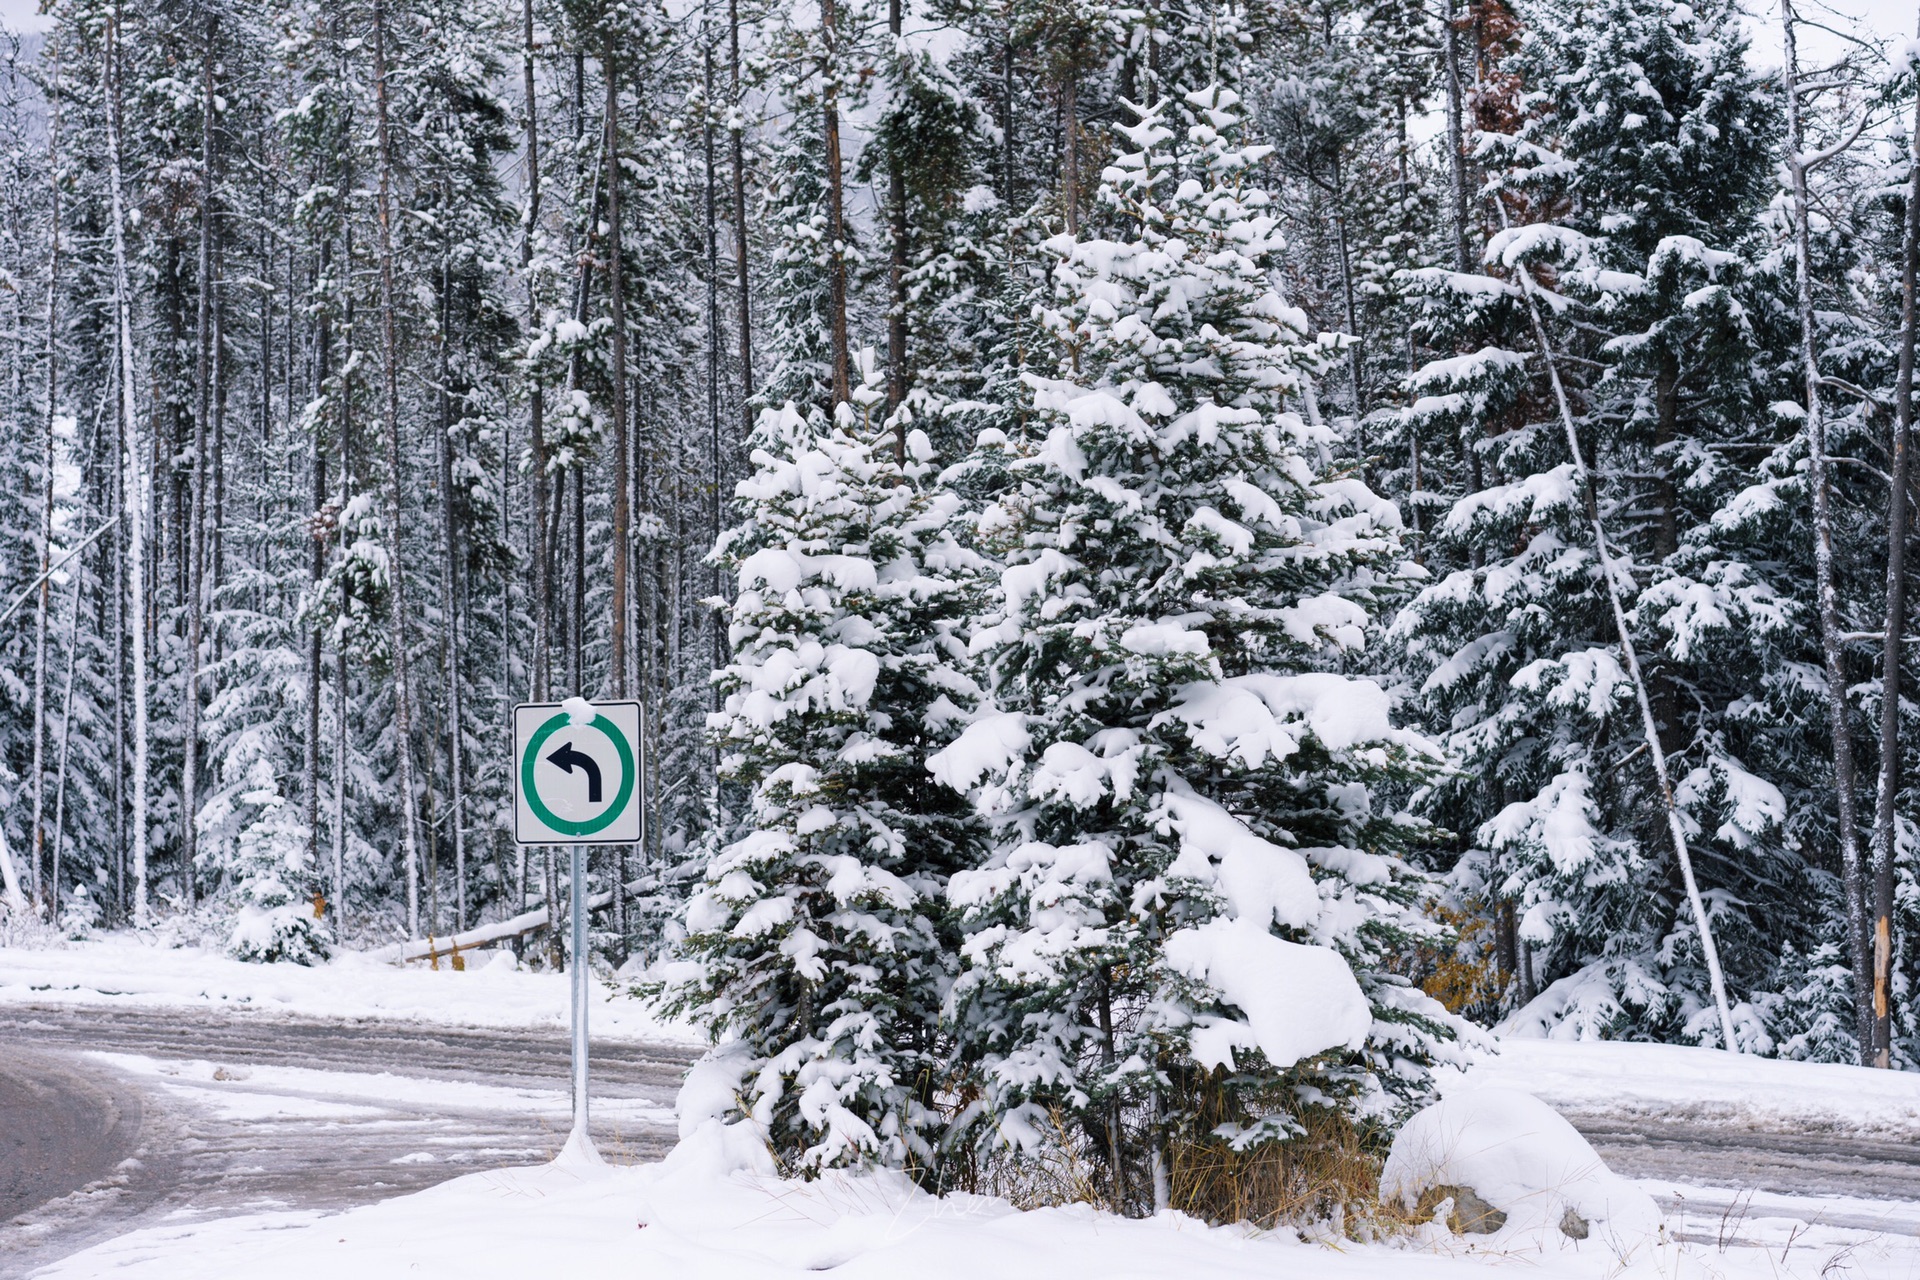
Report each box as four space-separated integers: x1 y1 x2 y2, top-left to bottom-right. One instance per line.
1383 1087 1662 1253
39 1113 1916 1280
1456 1037 1920 1140
0 935 701 1043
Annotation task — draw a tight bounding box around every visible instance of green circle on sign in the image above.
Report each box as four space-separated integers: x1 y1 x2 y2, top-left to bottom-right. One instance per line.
522 712 636 838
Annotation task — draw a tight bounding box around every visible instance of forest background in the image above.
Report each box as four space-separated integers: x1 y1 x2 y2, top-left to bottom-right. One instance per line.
1 0 1919 1101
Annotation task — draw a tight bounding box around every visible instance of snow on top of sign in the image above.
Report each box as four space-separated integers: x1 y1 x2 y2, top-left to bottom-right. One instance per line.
562 696 597 726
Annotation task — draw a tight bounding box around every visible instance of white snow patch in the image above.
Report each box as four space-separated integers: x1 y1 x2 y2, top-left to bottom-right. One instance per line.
0 937 702 1044
86 1051 676 1127
1383 1087 1662 1253
1163 919 1369 1071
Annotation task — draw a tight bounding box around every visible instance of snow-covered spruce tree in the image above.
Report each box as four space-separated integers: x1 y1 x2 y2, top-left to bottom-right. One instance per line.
656 369 985 1176
933 88 1465 1219
205 748 330 966
753 129 839 419
1389 0 1827 1051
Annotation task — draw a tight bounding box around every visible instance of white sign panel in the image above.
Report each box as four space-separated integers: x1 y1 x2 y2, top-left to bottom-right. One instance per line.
512 700 643 846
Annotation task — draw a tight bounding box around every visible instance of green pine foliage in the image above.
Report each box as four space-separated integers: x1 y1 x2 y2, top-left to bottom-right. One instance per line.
658 371 986 1174
932 87 1466 1210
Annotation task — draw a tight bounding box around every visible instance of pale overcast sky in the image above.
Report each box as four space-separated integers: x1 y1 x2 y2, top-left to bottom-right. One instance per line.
0 0 40 35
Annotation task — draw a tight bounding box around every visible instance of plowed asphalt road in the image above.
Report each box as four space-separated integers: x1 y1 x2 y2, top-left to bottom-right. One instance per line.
3 1002 1917 1276
0 1003 695 1278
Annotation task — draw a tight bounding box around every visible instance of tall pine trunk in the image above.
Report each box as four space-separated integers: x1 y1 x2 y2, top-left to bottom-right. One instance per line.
523 0 547 922
605 40 630 698
29 182 54 910
822 0 850 404
729 0 752 429
30 53 61 915
49 576 80 922
1062 64 1079 235
107 1 151 928
373 0 424 936
438 262 469 933
183 18 218 909
307 220 331 907
886 0 907 455
1870 29 1920 1068
523 0 550 709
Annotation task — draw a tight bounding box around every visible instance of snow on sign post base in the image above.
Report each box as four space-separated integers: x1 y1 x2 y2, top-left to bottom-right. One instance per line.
511 698 642 1159
512 699 643 846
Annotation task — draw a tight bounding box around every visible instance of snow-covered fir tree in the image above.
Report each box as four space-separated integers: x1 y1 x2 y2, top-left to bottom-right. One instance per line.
933 87 1466 1216
1386 0 1878 1057
659 365 985 1174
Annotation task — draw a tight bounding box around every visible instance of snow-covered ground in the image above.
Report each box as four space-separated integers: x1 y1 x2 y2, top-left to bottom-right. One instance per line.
8 938 1920 1280
31 1122 1920 1280
0 936 698 1043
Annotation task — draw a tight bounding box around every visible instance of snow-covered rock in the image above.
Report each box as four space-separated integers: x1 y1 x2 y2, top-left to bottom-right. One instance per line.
1381 1087 1662 1252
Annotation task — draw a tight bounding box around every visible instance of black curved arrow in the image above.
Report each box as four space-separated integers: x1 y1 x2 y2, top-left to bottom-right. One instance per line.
546 741 603 804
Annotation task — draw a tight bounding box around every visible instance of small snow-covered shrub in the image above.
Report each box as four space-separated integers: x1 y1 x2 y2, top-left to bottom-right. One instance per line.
217 760 329 966
230 893 329 966
59 883 102 939
0 904 62 948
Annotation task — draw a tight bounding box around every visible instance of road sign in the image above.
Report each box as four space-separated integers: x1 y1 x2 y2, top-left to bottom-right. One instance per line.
512 700 642 846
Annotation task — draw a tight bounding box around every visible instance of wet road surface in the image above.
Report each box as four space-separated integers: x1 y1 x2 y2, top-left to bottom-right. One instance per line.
0 1003 696 1278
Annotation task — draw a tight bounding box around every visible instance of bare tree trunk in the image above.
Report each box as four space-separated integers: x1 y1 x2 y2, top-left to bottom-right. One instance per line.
334 643 348 933
1062 65 1078 235
1002 36 1015 213
1330 194 1364 428
438 262 469 933
700 6 722 912
522 0 548 923
333 178 356 940
35 59 63 917
1440 0 1471 276
1870 27 1920 1069
0 822 24 918
107 1 150 929
29 167 54 912
523 0 550 709
886 0 907 456
182 17 218 910
113 457 126 922
49 576 80 923
307 222 331 897
821 0 850 405
605 39 630 697
1779 0 1872 1059
728 0 752 428
372 0 424 936
1096 968 1125 1208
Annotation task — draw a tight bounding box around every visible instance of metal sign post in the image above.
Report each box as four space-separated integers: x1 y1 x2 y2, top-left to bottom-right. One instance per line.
511 699 643 1154
570 841 589 1140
